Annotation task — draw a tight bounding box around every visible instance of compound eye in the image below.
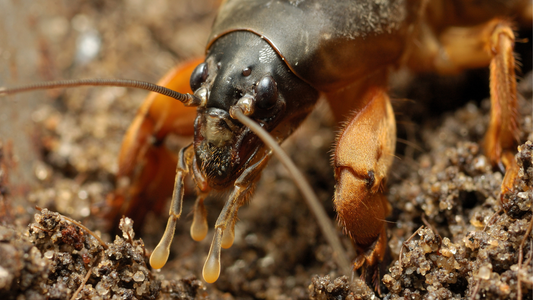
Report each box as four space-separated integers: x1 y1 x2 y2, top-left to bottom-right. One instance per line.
254 75 278 110
190 62 208 92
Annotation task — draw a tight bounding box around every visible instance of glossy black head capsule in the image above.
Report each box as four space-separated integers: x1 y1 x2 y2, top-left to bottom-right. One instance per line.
192 31 319 189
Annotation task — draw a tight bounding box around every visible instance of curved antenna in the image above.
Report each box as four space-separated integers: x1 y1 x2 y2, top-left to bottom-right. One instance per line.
0 78 201 106
231 107 352 276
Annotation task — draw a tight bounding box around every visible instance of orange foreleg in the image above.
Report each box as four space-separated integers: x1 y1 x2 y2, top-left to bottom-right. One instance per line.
330 83 395 292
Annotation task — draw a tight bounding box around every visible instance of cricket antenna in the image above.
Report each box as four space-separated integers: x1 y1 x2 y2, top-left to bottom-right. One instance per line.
0 78 202 106
230 106 352 277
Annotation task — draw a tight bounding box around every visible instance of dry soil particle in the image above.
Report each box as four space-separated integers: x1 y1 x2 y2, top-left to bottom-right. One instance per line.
308 275 375 300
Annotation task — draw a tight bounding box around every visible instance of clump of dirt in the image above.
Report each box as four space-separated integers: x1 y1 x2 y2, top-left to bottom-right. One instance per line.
503 142 533 218
0 225 49 298
383 142 532 300
0 209 206 299
308 275 375 300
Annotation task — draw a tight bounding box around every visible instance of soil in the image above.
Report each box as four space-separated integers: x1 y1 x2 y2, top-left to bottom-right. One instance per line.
0 1 532 300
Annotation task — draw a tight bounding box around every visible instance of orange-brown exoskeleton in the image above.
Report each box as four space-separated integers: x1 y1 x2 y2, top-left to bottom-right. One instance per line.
2 0 530 293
